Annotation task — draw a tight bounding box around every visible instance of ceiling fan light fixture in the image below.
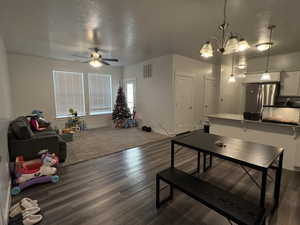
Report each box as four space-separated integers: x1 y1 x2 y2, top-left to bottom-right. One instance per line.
91 52 100 59
200 41 213 58
256 42 273 52
89 59 103 68
238 38 250 52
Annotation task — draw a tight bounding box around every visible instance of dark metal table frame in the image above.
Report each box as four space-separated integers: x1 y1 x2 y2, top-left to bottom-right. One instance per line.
171 139 284 210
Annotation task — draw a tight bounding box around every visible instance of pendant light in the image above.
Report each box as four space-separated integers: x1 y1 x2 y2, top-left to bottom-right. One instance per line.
261 25 276 81
200 0 250 57
228 55 236 83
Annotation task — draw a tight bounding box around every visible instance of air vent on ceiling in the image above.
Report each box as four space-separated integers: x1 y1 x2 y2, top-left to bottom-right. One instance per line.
143 64 152 79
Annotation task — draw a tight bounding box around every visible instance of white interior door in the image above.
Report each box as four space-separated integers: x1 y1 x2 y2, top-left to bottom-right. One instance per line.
204 78 218 117
175 75 194 133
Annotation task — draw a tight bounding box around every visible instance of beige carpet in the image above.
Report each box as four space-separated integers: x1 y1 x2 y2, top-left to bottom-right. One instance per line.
63 127 168 166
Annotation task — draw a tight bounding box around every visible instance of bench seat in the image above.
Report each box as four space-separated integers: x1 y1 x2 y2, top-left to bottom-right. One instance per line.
157 167 265 225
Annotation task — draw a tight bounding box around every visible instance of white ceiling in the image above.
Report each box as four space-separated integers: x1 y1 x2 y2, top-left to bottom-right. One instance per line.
0 0 299 66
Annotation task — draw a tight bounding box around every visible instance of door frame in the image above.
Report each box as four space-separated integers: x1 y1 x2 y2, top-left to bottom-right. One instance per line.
124 78 137 112
174 74 195 134
203 76 218 119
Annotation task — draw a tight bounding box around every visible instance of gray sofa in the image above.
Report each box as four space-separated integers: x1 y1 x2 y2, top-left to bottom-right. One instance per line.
8 116 67 162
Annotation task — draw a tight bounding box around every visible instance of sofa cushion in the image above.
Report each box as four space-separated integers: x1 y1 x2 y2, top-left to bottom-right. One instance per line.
10 120 34 139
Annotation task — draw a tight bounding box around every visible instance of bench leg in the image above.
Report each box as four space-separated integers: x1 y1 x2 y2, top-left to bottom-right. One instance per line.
203 153 207 172
170 184 174 200
156 175 174 209
197 151 200 173
156 175 160 208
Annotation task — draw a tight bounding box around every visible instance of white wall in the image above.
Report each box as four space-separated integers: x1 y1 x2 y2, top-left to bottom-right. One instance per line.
124 55 175 135
0 35 12 225
173 54 219 126
124 54 219 135
219 57 245 114
247 51 300 73
8 53 123 129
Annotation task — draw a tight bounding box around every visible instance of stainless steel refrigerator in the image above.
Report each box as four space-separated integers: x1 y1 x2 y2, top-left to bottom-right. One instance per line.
245 83 279 113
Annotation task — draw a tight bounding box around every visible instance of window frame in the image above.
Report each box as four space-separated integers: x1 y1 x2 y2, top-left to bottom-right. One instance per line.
53 70 86 119
87 73 113 116
124 78 136 113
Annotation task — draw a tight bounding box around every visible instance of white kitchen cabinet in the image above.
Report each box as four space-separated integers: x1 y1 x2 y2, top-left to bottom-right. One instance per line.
280 71 300 96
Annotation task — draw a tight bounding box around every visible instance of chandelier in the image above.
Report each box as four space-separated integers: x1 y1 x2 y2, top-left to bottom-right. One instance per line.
200 0 250 58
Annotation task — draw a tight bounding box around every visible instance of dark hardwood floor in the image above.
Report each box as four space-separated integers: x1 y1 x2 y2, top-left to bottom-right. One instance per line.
13 139 300 225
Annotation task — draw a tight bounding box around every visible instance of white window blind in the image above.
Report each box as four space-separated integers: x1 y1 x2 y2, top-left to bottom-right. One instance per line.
53 71 85 118
88 73 112 115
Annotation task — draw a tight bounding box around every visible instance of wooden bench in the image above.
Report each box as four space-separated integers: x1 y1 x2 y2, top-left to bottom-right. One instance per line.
156 168 266 225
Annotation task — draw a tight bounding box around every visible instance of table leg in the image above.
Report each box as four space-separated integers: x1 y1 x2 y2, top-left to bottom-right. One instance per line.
156 175 160 208
260 170 268 207
171 142 175 168
197 151 200 173
274 153 283 208
203 153 207 172
170 184 174 200
209 153 213 168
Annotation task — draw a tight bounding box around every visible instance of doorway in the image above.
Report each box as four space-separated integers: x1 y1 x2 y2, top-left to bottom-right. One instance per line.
124 79 136 113
204 77 218 117
175 75 194 134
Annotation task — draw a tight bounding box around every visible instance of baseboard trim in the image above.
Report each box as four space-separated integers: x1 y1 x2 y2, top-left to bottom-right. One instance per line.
4 181 11 225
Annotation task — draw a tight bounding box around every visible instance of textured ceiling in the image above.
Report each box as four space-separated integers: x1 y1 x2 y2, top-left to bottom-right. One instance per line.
0 0 299 66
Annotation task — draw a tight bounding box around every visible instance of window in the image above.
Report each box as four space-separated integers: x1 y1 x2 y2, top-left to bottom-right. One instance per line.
53 71 85 118
88 73 112 115
125 79 136 113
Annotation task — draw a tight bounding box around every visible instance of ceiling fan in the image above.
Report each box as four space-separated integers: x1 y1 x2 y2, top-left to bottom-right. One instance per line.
74 48 119 68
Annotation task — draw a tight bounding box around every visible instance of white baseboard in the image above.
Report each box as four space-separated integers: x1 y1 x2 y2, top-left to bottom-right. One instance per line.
4 181 11 225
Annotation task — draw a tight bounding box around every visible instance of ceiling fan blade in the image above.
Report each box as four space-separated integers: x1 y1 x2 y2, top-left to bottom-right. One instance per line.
72 54 90 59
101 60 110 66
80 60 90 63
102 58 119 62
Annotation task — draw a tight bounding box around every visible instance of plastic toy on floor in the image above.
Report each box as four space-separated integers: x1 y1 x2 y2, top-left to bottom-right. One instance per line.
11 153 60 195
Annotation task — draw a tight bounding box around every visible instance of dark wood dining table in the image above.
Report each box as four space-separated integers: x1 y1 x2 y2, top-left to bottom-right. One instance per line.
171 130 284 209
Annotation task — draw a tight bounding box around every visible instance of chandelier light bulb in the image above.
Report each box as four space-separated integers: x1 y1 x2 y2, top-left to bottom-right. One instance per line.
200 42 213 58
238 39 250 52
261 72 271 81
224 36 239 55
228 74 236 83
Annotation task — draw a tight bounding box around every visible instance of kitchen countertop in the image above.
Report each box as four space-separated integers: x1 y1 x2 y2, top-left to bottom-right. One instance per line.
208 113 300 129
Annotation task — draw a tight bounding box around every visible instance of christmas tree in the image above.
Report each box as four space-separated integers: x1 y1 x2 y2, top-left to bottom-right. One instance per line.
112 86 132 128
